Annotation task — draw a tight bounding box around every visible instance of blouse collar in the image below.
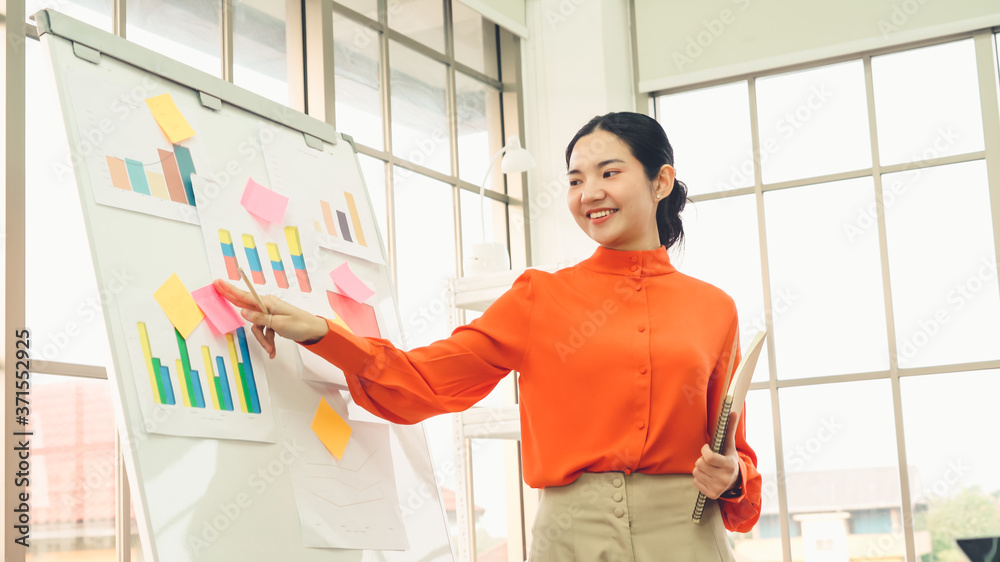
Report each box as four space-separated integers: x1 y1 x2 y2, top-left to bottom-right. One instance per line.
581 245 677 276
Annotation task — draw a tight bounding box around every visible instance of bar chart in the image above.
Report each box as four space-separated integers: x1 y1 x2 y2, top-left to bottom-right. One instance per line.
315 195 368 248
104 144 197 205
216 227 311 293
136 322 262 414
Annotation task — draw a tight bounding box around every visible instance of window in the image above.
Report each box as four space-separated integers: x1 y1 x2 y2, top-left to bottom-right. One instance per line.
8 1 523 561
655 32 1000 562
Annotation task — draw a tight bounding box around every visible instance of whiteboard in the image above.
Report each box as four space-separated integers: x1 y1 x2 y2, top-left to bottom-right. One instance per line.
37 9 453 561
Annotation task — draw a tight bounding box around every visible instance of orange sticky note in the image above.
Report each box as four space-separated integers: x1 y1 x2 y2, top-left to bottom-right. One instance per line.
145 93 196 143
311 398 352 460
153 273 204 339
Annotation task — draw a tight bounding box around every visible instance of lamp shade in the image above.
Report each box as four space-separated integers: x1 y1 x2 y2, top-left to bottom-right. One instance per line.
500 136 535 175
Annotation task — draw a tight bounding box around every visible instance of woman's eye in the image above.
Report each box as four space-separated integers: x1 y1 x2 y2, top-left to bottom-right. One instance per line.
569 179 581 187
603 170 619 178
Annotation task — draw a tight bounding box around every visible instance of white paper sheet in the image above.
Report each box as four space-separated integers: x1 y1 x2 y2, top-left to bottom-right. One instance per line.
260 125 385 265
117 289 276 442
66 69 212 225
281 408 408 550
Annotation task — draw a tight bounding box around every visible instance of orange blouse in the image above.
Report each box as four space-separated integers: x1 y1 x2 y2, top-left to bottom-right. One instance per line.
302 246 762 532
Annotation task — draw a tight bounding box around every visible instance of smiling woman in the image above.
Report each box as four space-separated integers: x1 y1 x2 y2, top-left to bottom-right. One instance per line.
215 110 761 562
565 112 688 252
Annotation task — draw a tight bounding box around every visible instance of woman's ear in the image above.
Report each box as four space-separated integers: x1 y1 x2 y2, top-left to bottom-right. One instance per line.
655 164 676 200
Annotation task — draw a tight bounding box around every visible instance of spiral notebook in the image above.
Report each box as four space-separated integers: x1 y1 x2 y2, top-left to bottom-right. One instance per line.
692 330 767 523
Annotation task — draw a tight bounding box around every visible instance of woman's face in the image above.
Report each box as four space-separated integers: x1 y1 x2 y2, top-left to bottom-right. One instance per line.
567 129 674 251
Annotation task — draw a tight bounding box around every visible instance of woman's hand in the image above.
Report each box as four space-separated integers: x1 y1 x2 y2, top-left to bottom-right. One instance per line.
692 413 742 499
213 279 329 359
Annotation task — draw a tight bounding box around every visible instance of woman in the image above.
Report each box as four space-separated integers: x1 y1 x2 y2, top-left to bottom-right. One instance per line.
217 112 761 561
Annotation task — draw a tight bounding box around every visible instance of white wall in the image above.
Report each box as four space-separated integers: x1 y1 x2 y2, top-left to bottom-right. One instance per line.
519 0 636 267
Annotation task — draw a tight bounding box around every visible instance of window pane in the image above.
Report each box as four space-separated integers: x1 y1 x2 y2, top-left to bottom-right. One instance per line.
901 370 1000 562
390 41 451 175
127 0 222 77
873 39 984 167
25 40 112 367
779 380 909 560
388 0 444 53
334 14 384 150
764 178 888 379
883 160 1000 369
27 375 117 560
657 81 754 195
358 154 389 254
453 1 498 78
675 194 770 383
731 390 776 556
756 60 871 184
471 439 509 558
456 72 502 186
393 168 456 348
234 0 289 105
27 0 112 30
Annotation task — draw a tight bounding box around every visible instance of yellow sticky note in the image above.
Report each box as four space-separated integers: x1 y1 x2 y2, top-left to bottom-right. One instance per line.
145 93 196 144
311 398 352 460
153 273 205 339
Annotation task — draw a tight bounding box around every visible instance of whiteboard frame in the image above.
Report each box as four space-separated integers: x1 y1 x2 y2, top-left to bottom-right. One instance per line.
36 8 453 561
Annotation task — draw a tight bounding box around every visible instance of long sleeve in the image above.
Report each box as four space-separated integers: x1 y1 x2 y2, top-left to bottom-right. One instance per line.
707 308 762 533
300 271 535 425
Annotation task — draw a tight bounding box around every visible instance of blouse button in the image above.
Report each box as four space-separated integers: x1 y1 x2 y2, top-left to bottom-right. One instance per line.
624 468 632 475
612 477 623 487
614 508 625 518
637 421 645 430
638 326 645 333
639 367 647 374
613 492 623 502
635 285 642 292
630 265 638 272
630 256 638 262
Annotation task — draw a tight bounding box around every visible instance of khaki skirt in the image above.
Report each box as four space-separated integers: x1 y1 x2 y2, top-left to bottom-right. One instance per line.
528 472 735 562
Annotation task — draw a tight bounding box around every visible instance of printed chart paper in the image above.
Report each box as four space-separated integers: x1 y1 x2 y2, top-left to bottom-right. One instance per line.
282 408 408 550
118 290 276 442
67 70 211 225
260 126 385 265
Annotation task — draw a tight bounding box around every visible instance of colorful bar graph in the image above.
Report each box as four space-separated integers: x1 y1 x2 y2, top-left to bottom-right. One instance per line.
237 328 262 414
137 322 162 404
158 149 190 204
284 226 311 293
242 234 266 284
146 171 170 200
266 243 289 289
219 229 240 280
107 156 131 191
125 159 151 195
321 200 339 238
336 210 353 243
216 357 234 411
175 329 205 409
344 192 368 247
227 333 248 413
173 144 197 205
135 321 260 414
202 346 221 410
157 363 176 405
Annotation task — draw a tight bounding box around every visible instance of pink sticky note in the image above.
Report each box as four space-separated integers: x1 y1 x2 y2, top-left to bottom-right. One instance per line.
192 284 245 335
330 263 375 304
240 177 289 223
